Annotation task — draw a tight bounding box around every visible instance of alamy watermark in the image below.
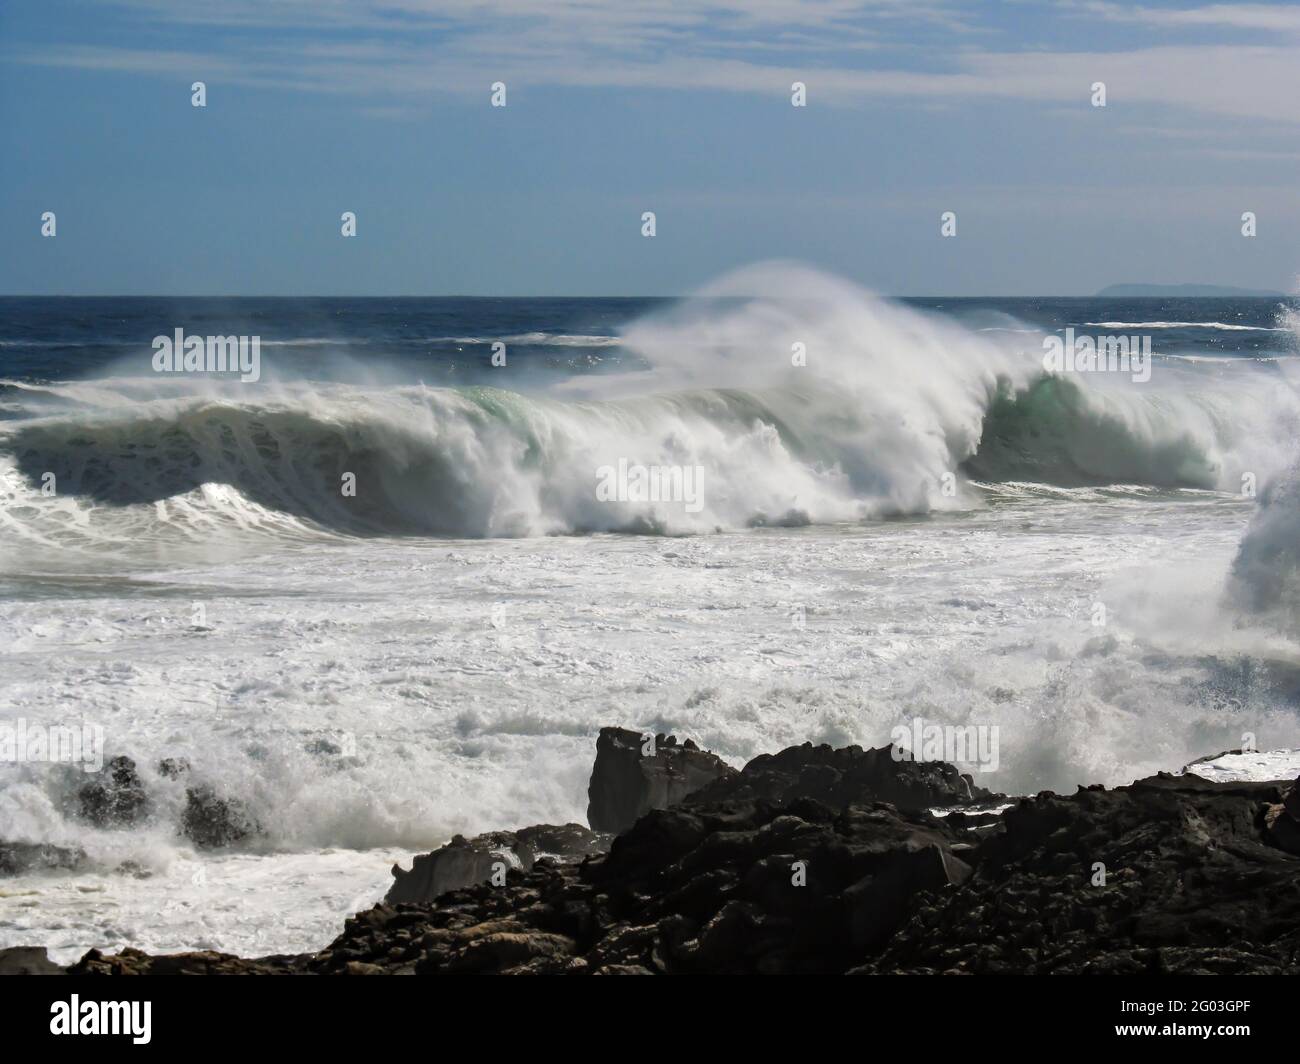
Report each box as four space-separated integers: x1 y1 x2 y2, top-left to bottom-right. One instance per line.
595 460 705 513
0 719 104 772
890 718 999 773
50 995 150 1044
1043 328 1151 383
152 329 261 382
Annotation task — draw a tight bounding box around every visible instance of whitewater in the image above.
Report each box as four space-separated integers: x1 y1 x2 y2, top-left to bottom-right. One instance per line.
3 264 1300 962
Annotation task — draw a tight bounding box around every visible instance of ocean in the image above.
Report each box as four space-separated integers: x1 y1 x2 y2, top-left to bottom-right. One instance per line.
3 263 1300 961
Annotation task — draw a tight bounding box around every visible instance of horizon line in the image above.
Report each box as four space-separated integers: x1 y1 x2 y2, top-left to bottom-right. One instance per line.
1 292 1292 300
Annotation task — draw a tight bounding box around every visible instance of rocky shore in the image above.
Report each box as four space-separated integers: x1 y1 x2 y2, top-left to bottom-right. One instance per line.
5 727 1300 975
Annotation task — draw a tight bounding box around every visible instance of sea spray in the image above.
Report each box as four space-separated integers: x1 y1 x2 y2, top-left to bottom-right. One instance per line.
0 265 1292 541
1226 305 1300 630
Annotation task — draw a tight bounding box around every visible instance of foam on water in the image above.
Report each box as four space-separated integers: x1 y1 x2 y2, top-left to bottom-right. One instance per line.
1182 749 1300 783
3 264 1300 958
1082 321 1290 332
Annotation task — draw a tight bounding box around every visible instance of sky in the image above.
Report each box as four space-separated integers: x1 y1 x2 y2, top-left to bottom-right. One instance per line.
1 0 1298 296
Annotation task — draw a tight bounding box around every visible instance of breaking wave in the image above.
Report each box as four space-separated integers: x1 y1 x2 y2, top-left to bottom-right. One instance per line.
1 263 1296 549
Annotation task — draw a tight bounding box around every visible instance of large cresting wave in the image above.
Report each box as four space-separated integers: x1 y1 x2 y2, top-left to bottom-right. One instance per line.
1 263 1294 549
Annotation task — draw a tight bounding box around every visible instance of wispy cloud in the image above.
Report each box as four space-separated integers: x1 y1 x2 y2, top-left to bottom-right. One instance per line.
1074 2 1300 34
11 0 1300 125
85 0 969 37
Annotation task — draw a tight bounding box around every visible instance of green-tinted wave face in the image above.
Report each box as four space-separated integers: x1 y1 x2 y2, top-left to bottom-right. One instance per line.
964 374 1223 489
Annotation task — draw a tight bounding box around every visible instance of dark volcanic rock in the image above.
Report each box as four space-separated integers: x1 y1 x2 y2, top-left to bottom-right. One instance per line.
0 946 64 975
153 758 260 849
157 757 191 779
856 773 1300 974
68 947 307 976
77 755 150 828
386 823 609 905
310 796 974 975
69 753 261 852
684 741 998 812
1263 774 1300 855
181 786 259 849
0 840 85 876
68 795 976 976
586 728 736 834
56 739 1300 976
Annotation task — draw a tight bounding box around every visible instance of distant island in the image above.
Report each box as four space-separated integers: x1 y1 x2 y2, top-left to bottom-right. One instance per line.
1096 283 1287 298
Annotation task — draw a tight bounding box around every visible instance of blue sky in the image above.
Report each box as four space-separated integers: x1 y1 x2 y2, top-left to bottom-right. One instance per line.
2 0 1299 296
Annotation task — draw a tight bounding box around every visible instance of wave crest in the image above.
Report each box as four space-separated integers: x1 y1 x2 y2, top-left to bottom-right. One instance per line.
1 264 1293 545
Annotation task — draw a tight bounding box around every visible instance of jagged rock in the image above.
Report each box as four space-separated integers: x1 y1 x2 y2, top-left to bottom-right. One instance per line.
181 785 259 849
243 794 963 975
71 791 978 975
684 741 997 812
68 754 263 853
68 947 305 976
387 835 513 905
586 727 736 834
843 832 972 949
333 796 974 974
1264 774 1300 855
157 757 190 779
386 823 608 905
1264 803 1300 854
153 759 260 848
77 755 150 827
0 946 64 975
856 773 1300 974
57 738 1300 976
0 840 85 876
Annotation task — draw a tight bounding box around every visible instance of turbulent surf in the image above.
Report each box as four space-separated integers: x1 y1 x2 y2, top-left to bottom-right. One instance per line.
3 264 1300 963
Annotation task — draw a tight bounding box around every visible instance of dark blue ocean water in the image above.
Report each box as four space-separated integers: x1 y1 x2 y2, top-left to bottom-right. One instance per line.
0 296 1294 385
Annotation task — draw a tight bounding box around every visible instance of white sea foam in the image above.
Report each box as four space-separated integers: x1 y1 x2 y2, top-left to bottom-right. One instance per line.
3 263 1300 959
440 332 622 347
1181 749 1300 783
1082 321 1289 332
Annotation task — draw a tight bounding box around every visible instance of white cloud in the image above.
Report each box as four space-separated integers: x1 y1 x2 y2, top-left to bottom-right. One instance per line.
11 1 1300 126
1075 2 1300 34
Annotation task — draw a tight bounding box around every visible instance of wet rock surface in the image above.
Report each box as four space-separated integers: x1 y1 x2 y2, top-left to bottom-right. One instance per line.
0 840 85 876
68 947 308 976
1262 773 1300 856
684 741 999 812
180 785 260 850
312 797 973 975
386 823 609 905
586 727 736 834
0 754 263 879
24 734 1300 975
0 946 63 975
857 773 1300 974
77 755 150 828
